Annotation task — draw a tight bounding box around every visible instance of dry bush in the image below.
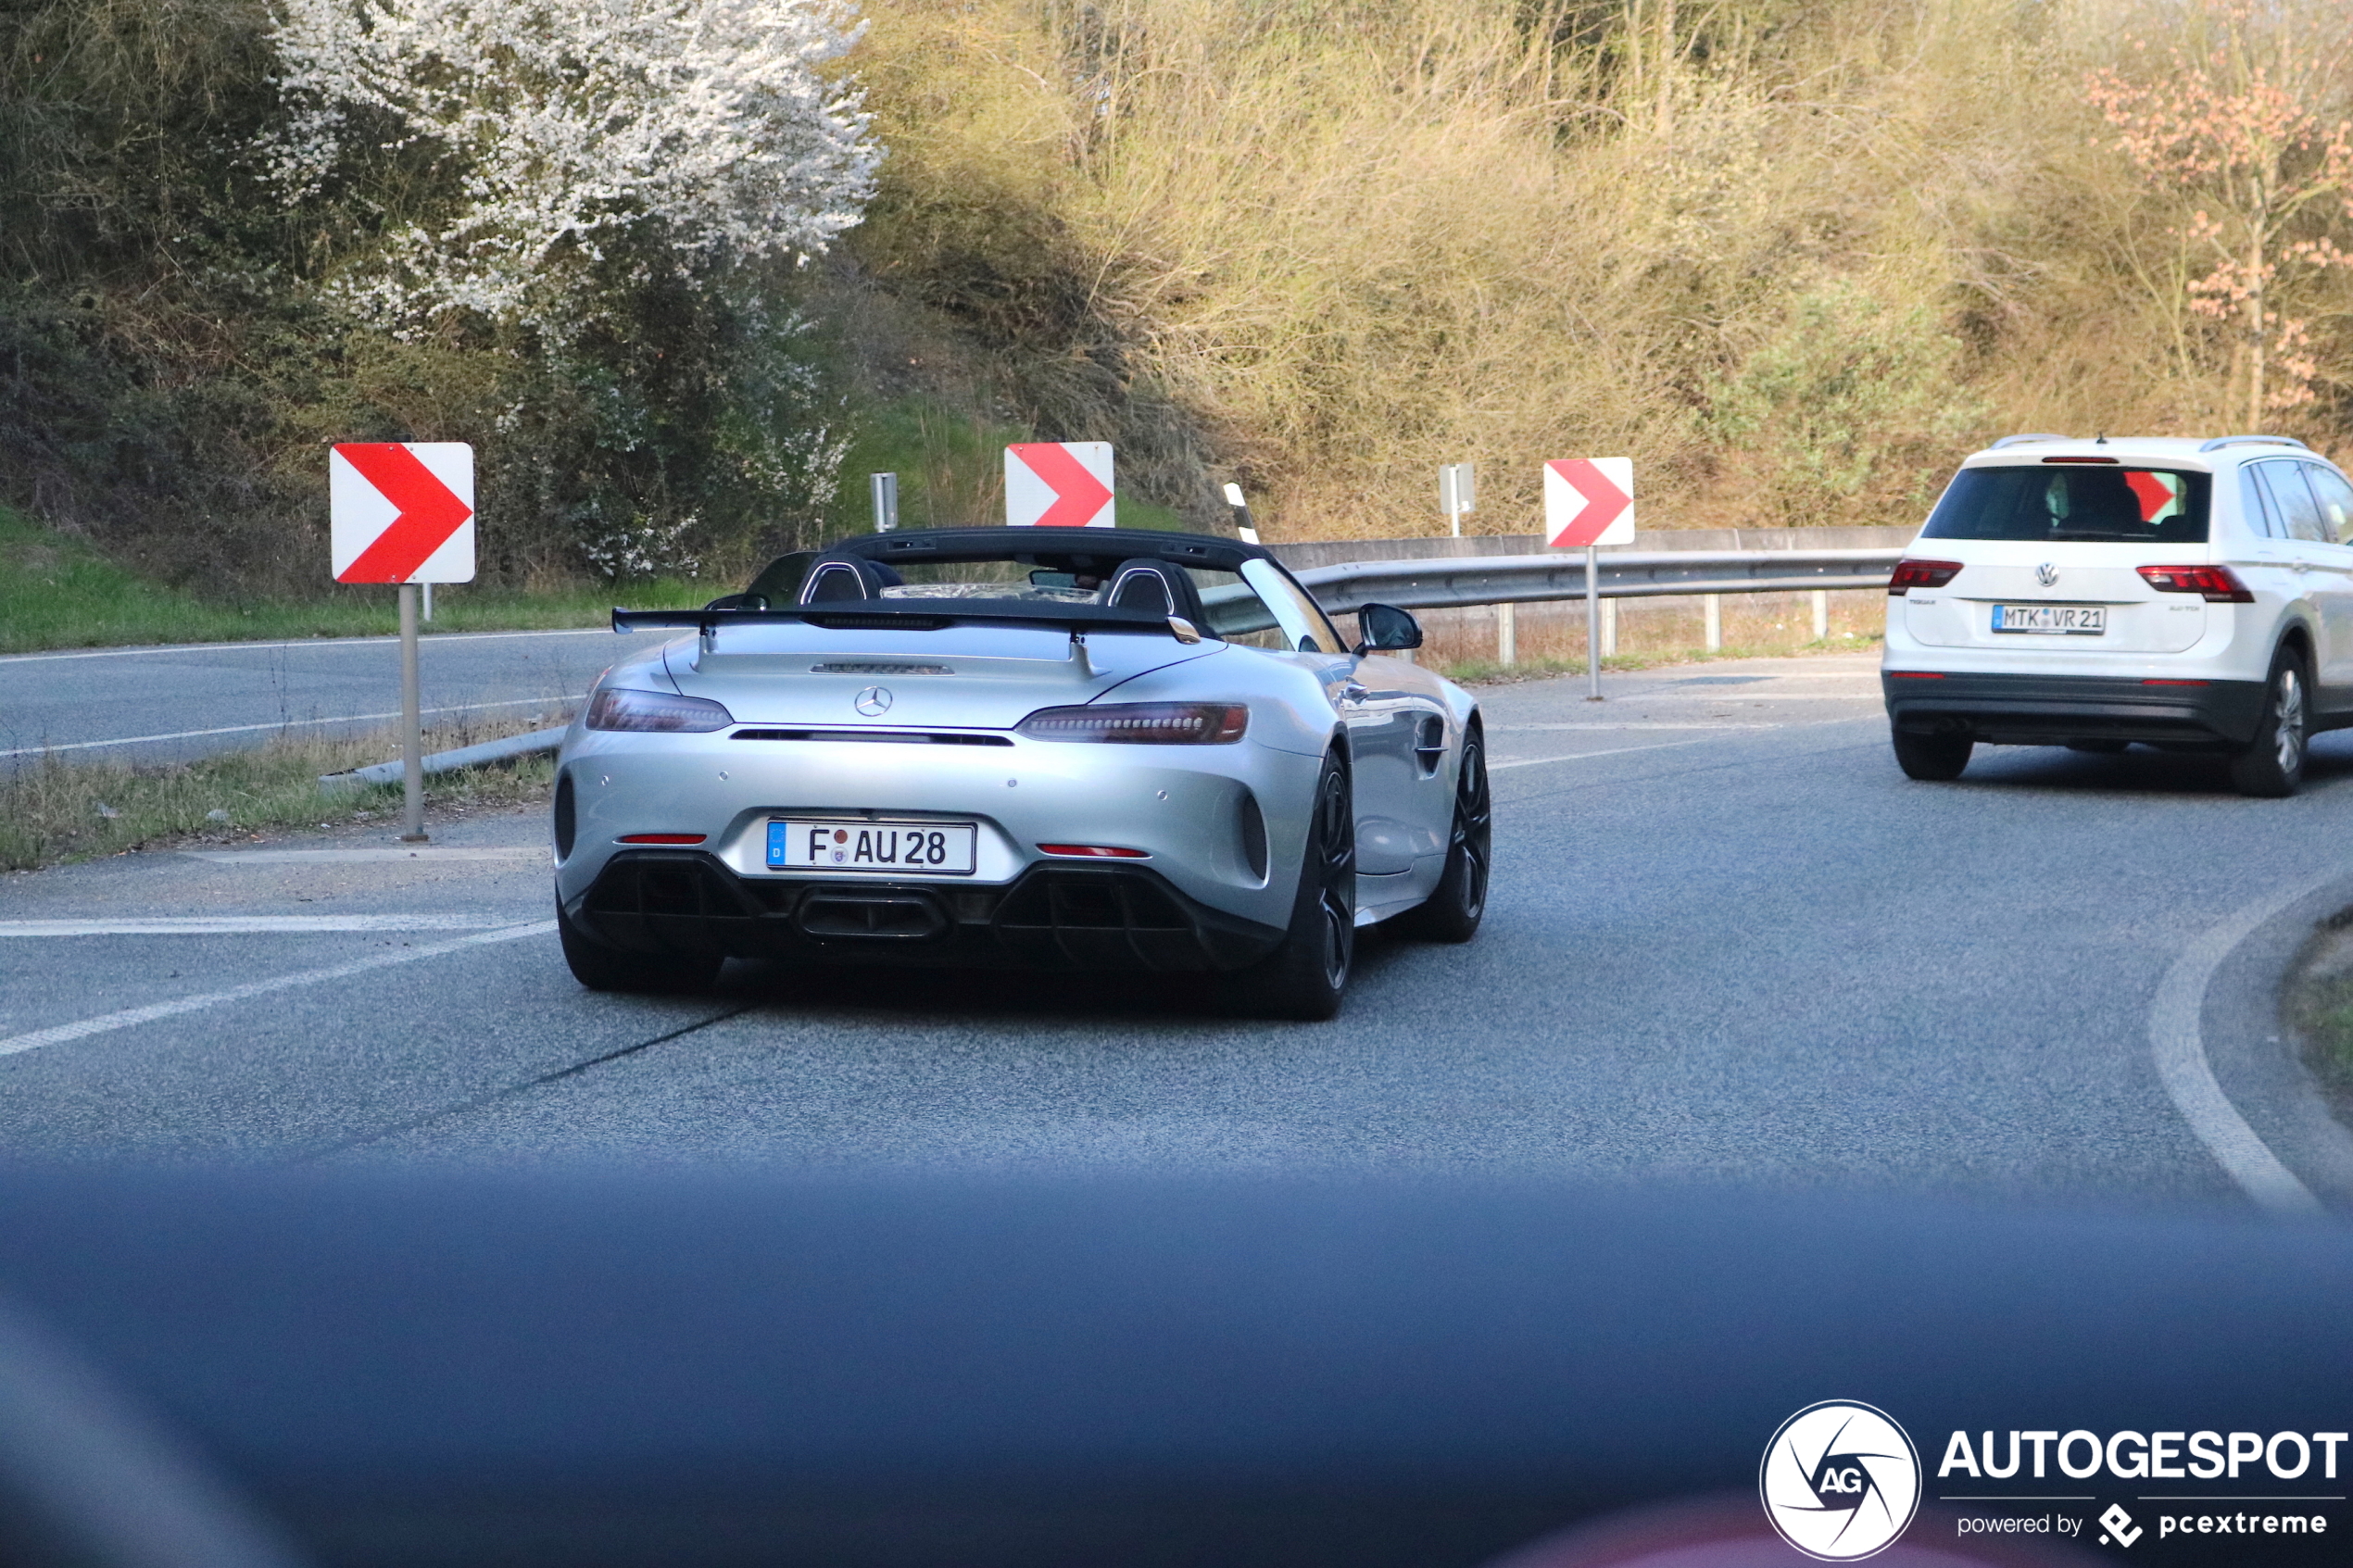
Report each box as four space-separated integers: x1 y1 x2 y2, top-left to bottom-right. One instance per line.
853 0 2353 540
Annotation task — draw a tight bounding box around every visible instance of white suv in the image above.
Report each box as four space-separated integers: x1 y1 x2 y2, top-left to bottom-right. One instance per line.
1881 434 2353 797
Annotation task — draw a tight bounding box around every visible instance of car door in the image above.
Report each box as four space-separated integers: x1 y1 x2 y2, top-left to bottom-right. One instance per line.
1238 559 1426 876
2304 463 2353 713
2253 461 2353 706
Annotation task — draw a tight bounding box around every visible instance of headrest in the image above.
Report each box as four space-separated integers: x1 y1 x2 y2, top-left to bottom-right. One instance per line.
1105 558 1207 624
798 555 904 605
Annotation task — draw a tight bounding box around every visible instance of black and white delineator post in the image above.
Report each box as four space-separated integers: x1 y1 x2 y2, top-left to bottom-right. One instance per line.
870 472 900 533
1440 463 1474 539
1222 483 1261 545
330 442 476 843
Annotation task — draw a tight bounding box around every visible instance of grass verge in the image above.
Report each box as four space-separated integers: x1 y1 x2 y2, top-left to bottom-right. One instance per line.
1435 635 1884 686
0 505 715 654
0 713 560 872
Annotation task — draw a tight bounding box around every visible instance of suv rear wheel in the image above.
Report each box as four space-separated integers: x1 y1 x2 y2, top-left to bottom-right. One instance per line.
1892 728 1972 782
2227 646 2309 797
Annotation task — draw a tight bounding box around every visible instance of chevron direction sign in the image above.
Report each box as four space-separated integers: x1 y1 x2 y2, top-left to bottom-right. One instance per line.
1544 458 1634 548
1005 442 1115 528
331 443 476 583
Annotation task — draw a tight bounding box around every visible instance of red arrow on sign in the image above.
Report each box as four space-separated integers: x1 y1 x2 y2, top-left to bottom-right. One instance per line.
1008 443 1114 527
1544 458 1632 547
334 444 474 583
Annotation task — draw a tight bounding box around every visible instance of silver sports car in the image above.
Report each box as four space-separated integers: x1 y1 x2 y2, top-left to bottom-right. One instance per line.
554 527 1489 1018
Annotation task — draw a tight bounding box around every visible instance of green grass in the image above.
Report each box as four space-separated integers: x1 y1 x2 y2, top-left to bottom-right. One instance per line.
0 505 716 654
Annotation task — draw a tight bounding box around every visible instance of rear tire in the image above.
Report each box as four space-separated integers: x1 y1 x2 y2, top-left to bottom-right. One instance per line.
1892 728 1972 781
2228 647 2309 798
1228 751 1354 1021
1393 726 1490 944
557 897 724 993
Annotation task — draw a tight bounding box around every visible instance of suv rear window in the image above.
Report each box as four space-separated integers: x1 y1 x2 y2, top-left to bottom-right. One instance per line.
1920 465 2209 544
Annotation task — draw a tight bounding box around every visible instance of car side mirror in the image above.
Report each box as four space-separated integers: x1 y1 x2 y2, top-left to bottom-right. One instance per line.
1355 602 1423 653
702 592 766 611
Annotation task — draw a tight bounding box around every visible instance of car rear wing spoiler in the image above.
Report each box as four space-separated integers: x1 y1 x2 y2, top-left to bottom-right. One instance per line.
611 604 1204 640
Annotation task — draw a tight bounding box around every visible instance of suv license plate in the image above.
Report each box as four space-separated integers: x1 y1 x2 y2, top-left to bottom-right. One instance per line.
1992 604 2107 635
770 819 977 874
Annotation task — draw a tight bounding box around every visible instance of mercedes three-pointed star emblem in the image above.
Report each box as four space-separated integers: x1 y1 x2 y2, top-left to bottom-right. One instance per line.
854 685 893 716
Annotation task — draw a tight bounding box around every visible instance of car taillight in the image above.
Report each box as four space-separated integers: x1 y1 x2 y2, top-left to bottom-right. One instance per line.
1889 559 1963 595
585 687 736 732
1016 703 1249 744
2137 564 2254 603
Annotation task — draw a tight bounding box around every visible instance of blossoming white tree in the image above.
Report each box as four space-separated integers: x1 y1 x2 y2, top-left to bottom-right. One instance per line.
269 0 881 338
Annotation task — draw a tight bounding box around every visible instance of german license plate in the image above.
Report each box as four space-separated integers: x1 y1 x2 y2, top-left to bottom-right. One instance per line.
1992 603 2106 635
769 819 976 874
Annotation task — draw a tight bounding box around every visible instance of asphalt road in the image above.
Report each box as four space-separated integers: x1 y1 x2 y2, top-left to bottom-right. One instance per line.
0 626 673 768
6 651 2353 1208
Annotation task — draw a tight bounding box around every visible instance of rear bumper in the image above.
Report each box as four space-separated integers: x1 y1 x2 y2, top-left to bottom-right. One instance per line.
1881 671 2268 747
566 850 1287 972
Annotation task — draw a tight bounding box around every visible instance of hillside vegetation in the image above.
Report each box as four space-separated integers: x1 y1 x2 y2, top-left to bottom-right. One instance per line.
5 0 2352 600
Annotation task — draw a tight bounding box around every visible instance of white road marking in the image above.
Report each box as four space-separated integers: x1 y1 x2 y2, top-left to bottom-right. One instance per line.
0 696 579 759
1490 739 1716 771
2148 876 2331 1214
0 916 522 936
0 921 557 1060
183 847 547 865
0 626 629 666
1490 721 1790 732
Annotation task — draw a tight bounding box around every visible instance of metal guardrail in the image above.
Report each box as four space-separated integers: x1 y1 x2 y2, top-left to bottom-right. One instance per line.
319 723 570 795
1292 548 1906 614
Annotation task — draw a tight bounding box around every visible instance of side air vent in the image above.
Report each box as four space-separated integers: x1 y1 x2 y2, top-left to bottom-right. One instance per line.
553 772 576 860
1238 792 1267 882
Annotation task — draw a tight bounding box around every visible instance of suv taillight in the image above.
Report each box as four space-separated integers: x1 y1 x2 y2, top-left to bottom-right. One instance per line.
2137 564 2254 603
1888 559 1962 595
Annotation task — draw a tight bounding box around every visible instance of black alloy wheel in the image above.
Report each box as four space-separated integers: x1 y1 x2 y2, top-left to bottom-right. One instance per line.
1394 725 1490 943
1230 750 1355 1021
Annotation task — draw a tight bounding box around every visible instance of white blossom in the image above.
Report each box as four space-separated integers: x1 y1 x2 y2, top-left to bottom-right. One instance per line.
268 0 880 335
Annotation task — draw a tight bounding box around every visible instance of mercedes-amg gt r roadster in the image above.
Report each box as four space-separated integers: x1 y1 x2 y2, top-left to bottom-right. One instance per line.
554 528 1489 1018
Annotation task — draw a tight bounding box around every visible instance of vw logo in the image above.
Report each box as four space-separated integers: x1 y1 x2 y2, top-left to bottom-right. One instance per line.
2035 562 2059 587
853 686 893 717
1759 1400 1920 1560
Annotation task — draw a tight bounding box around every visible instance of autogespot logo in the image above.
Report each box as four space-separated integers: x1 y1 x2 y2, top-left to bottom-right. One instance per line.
1760 1400 1923 1561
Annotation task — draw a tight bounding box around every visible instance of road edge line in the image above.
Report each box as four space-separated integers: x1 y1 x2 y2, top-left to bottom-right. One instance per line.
2150 876 2333 1215
0 922 555 1060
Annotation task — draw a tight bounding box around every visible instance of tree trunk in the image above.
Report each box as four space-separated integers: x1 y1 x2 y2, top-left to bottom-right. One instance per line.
1656 0 1676 140
2246 225 2266 430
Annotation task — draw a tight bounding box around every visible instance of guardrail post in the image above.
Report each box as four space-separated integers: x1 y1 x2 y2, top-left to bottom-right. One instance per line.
1495 602 1516 666
1703 594 1722 652
1811 589 1829 641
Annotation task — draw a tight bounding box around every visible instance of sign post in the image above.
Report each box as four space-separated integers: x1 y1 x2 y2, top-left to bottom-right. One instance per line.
1005 443 1114 527
1440 463 1475 538
331 442 476 842
1543 458 1635 702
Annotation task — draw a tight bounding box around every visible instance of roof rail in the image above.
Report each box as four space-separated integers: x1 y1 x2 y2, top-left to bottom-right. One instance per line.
1989 433 2070 449
2197 434 2311 453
